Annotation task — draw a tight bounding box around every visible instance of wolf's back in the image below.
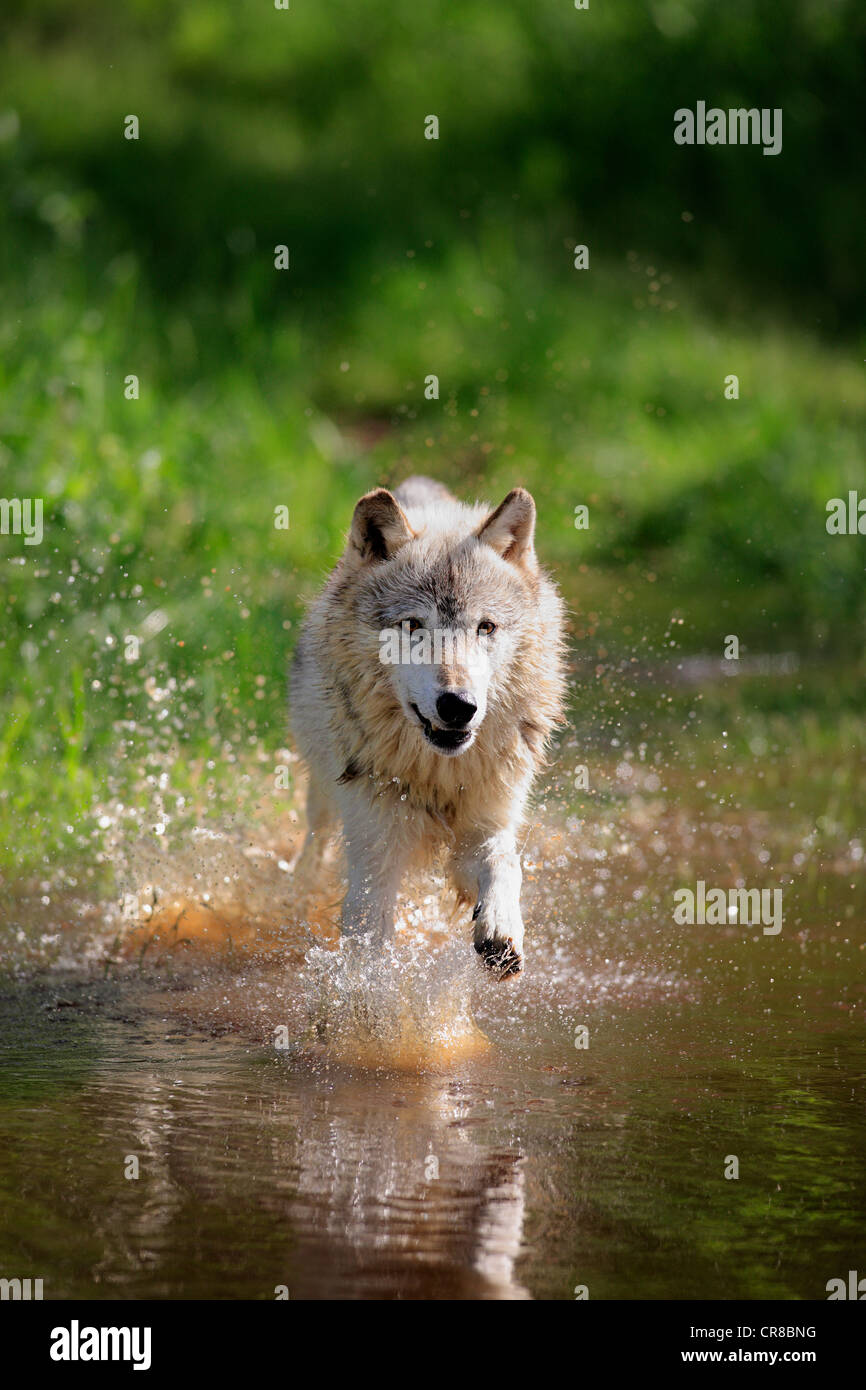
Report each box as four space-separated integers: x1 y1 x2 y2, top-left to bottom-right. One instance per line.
393 476 454 510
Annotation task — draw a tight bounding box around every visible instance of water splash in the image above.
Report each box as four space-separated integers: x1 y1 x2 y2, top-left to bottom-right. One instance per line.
300 927 489 1070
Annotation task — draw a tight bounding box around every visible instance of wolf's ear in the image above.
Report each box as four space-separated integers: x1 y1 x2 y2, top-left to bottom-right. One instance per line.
477 487 536 568
348 488 415 564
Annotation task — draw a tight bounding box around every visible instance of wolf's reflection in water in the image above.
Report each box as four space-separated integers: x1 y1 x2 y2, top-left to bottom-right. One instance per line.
271 1073 530 1300
82 1037 530 1300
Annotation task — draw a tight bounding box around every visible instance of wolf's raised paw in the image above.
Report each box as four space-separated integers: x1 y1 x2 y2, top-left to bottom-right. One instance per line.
474 938 523 980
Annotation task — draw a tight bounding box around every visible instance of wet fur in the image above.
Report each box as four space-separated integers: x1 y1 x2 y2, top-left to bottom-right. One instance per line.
289 476 566 977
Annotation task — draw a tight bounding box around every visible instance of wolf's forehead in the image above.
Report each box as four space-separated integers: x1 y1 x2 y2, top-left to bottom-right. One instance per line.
371 546 512 620
415 554 478 619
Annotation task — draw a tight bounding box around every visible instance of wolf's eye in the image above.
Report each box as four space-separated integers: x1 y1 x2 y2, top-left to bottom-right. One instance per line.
402 618 424 634
477 620 497 636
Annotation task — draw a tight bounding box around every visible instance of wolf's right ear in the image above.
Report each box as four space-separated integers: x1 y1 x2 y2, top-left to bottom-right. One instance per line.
347 488 415 564
477 487 537 569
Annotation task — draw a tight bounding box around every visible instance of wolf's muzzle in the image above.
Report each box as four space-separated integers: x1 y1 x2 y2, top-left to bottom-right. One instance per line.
435 690 477 728
410 703 473 753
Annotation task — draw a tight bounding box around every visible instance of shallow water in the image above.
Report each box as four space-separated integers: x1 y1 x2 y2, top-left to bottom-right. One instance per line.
1 777 863 1301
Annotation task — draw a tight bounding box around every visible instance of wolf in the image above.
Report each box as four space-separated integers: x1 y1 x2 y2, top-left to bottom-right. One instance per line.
290 476 566 978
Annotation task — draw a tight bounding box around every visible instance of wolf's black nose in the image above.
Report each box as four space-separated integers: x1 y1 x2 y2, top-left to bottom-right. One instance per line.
436 690 477 727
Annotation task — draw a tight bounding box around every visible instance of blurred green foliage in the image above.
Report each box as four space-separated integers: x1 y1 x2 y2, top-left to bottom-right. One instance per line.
2 0 864 323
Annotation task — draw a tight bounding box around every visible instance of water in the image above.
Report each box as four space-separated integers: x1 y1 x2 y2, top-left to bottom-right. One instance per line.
1 751 864 1300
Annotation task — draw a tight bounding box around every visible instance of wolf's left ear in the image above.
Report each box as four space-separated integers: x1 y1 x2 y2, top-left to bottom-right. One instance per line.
348 488 415 564
477 487 536 568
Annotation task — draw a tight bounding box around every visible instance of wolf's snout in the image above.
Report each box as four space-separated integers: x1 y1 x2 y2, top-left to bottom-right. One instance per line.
436 690 477 727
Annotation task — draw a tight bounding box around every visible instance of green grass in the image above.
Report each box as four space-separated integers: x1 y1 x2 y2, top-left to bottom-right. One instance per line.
2 226 865 877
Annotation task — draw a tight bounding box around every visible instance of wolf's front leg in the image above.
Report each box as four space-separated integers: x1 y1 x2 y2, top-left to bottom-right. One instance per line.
293 772 339 890
338 789 411 943
454 828 525 979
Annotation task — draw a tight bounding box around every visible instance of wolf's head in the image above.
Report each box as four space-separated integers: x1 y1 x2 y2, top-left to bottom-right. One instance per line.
347 487 542 757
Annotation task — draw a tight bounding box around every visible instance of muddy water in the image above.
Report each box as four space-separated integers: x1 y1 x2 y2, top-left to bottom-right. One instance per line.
1 772 864 1301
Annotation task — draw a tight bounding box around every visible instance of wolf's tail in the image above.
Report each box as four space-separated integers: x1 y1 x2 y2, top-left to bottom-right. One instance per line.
393 475 454 509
